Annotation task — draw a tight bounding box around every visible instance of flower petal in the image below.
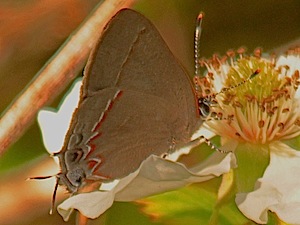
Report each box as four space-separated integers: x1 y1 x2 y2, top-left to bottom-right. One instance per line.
58 191 115 220
276 55 300 77
166 127 216 161
37 79 82 154
236 141 300 224
58 152 236 220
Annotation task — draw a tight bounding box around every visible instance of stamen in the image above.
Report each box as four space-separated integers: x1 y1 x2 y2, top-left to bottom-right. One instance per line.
258 120 265 128
278 123 285 131
253 48 262 58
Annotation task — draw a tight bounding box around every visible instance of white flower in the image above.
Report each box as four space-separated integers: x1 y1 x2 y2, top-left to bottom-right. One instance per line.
37 78 82 154
38 78 236 221
198 49 300 224
58 153 235 220
236 141 300 224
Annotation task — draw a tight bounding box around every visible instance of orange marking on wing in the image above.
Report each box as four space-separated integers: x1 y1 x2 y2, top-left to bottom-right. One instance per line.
92 112 107 132
85 143 97 159
92 154 105 173
89 132 102 142
88 160 97 170
92 91 123 132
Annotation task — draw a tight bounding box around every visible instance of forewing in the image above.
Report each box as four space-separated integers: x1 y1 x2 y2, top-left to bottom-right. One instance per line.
60 9 203 185
83 9 201 135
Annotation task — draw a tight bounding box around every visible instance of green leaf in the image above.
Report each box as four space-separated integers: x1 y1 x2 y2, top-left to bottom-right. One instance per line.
138 185 249 225
234 143 270 193
103 202 162 225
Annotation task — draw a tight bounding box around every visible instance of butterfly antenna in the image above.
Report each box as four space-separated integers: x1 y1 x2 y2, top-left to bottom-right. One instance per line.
28 174 59 214
216 68 261 96
198 68 260 118
50 176 60 214
192 13 260 154
194 12 204 77
28 175 54 180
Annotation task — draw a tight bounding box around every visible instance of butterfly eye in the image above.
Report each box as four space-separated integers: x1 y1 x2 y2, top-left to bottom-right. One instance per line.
66 167 86 188
198 97 212 118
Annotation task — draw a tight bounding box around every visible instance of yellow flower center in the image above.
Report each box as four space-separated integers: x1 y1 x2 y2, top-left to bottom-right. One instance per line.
199 52 300 145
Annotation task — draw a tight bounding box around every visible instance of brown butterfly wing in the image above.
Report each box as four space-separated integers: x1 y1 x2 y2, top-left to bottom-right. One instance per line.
59 9 202 190
83 9 200 134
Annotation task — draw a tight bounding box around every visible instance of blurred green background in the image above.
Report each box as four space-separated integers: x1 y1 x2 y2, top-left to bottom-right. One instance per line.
1 0 300 224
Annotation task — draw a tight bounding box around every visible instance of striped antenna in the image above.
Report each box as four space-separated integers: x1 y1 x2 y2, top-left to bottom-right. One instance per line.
193 13 260 155
216 68 261 96
194 12 204 77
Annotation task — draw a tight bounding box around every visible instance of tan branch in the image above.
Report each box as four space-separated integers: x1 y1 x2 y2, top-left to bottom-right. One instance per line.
0 0 135 155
